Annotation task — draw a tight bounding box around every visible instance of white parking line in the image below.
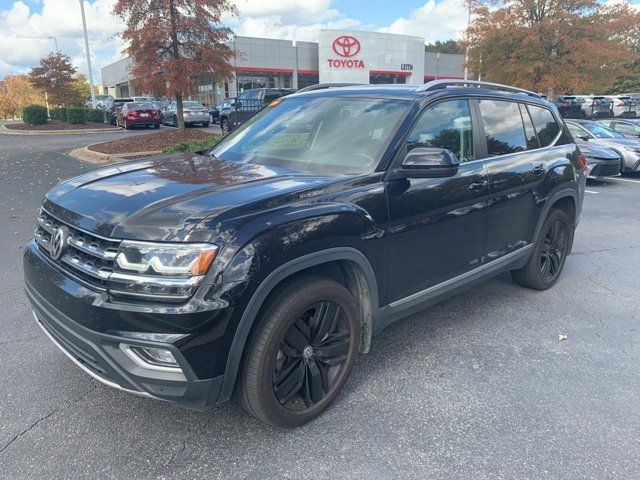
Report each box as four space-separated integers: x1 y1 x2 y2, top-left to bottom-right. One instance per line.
585 190 599 194
607 177 640 184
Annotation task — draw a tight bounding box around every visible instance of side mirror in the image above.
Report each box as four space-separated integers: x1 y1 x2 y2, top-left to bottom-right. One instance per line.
578 135 590 142
389 147 460 179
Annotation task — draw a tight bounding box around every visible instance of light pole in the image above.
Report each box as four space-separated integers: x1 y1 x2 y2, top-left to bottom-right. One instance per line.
79 0 96 108
48 36 58 52
435 52 440 80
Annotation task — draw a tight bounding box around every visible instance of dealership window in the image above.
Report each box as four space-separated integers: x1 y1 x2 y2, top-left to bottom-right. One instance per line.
298 73 319 90
369 74 407 84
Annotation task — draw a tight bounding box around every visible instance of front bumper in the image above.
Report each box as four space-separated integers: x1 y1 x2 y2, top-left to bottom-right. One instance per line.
23 240 241 410
27 283 222 410
586 158 620 178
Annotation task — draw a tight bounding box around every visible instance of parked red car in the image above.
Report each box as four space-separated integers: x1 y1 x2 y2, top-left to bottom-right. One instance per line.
116 102 161 130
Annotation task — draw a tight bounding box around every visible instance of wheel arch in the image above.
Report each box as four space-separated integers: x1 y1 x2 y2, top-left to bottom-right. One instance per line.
532 188 578 252
216 247 379 403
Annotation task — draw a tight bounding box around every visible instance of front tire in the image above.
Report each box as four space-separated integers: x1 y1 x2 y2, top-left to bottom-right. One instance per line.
511 208 572 290
236 275 360 428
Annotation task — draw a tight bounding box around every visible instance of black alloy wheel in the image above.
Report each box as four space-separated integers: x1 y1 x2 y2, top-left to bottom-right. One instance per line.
511 208 572 290
540 218 568 283
273 300 351 410
221 118 230 135
236 275 360 428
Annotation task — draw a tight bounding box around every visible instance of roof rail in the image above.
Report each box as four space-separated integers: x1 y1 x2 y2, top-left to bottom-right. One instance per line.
416 80 540 98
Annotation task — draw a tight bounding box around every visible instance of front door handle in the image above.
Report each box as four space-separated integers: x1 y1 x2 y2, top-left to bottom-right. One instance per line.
469 180 488 191
532 164 545 176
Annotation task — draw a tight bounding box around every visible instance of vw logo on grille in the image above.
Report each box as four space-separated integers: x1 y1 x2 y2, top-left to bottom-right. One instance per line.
332 35 361 57
50 226 68 261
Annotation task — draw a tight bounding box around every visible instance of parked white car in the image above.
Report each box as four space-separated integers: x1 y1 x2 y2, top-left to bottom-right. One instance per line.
605 95 636 118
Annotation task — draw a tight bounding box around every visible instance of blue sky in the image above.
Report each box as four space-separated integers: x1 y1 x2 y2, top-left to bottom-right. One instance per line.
2 0 636 83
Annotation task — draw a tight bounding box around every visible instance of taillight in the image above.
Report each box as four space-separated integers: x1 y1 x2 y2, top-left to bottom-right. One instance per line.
578 154 587 173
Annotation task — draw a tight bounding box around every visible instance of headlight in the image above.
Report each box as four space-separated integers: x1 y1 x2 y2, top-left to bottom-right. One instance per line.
110 241 218 301
622 145 640 154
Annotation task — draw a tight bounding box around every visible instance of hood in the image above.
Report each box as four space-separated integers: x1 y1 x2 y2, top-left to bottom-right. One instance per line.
590 137 640 150
578 144 620 160
44 153 334 241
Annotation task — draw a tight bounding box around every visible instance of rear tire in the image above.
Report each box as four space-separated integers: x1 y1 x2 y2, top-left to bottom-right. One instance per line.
154 123 160 129
511 209 572 290
235 275 360 428
221 118 230 135
203 122 210 128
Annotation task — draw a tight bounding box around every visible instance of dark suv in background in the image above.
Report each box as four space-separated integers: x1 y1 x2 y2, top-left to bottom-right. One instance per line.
219 87 296 134
24 81 585 428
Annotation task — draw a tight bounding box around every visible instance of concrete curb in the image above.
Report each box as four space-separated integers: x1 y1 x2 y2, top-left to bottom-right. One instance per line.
68 145 163 164
1 123 122 136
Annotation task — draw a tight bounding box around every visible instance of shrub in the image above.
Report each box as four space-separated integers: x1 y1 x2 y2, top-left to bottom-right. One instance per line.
49 107 67 121
162 136 222 154
87 109 105 123
22 105 48 125
66 106 86 124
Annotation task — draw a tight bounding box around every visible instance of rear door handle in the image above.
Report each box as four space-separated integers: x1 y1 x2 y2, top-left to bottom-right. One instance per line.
469 180 488 191
533 164 545 176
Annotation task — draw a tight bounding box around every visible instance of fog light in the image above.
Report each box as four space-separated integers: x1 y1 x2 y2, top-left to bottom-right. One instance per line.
120 344 182 373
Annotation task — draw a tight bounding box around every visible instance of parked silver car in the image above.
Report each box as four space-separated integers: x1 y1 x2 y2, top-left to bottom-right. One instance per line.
161 101 210 127
578 144 622 179
566 119 640 173
596 118 640 139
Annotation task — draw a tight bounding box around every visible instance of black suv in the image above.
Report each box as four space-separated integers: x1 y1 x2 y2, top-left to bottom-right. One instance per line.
219 88 296 134
24 81 586 428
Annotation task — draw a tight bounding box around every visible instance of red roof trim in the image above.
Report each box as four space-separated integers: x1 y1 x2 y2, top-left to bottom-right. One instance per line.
423 75 465 80
369 70 412 77
297 69 320 75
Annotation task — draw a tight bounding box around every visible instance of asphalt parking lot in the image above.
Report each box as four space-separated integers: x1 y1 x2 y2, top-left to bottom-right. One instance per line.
1 131 639 479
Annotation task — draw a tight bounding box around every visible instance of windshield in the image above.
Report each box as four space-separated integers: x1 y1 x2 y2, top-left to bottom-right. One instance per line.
184 102 204 109
211 96 409 174
129 102 154 109
583 123 624 138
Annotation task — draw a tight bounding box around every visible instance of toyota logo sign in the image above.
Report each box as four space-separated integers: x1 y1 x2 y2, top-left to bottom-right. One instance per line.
332 36 361 57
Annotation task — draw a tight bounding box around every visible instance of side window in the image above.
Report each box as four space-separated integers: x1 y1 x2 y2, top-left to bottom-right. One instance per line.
528 105 561 147
520 104 539 149
566 123 588 140
478 99 527 156
615 122 640 136
406 99 474 162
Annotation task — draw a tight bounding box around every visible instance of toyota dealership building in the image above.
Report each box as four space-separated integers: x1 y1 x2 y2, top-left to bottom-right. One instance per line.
101 29 465 105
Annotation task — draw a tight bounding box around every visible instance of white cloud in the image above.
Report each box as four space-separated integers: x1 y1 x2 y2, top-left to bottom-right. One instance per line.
0 0 469 82
379 0 468 44
0 0 125 82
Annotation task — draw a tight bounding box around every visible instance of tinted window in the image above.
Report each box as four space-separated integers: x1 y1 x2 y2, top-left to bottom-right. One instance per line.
479 99 527 156
406 100 474 162
520 104 538 149
528 105 561 147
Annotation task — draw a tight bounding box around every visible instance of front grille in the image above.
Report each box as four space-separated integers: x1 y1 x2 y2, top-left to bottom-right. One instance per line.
34 210 121 291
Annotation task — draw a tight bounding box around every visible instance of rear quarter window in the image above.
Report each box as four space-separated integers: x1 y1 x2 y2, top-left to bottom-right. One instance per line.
527 105 562 147
478 99 527 156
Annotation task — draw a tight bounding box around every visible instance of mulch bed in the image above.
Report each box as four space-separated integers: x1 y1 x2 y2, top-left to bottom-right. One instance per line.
6 121 115 131
88 129 216 154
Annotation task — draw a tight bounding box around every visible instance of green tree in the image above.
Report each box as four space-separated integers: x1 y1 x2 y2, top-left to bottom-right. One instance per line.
425 40 461 54
69 74 91 106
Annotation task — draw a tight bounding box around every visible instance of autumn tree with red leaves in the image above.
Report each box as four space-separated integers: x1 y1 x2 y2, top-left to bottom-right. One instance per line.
113 0 237 129
463 0 640 95
29 52 77 106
